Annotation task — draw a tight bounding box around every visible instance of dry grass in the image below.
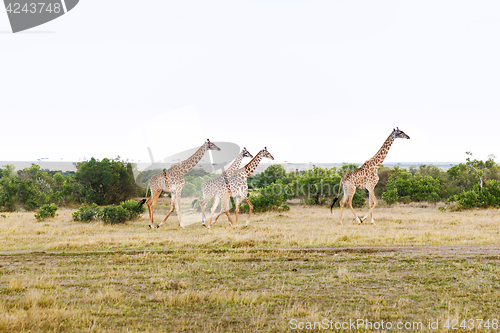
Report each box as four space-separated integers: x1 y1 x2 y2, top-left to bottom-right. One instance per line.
0 200 499 252
1 201 500 332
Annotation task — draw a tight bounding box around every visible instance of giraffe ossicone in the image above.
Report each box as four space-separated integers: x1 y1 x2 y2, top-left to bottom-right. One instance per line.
138 139 221 229
330 128 410 225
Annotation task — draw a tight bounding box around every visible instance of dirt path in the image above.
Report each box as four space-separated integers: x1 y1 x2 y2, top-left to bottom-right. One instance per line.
1 244 500 257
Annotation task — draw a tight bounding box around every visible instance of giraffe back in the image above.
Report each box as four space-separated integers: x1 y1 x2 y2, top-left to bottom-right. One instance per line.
202 175 225 199
226 169 248 198
148 172 170 192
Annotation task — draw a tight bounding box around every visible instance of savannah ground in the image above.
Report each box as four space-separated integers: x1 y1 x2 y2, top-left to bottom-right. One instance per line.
1 199 500 332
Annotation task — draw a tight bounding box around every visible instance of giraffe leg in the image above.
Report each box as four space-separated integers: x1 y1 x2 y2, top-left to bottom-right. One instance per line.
244 197 253 226
146 189 162 229
176 193 184 228
207 195 220 229
366 190 378 225
225 196 236 227
339 196 345 225
215 195 231 226
200 197 210 225
361 195 373 222
346 190 362 224
157 193 176 229
224 211 235 227
234 197 242 227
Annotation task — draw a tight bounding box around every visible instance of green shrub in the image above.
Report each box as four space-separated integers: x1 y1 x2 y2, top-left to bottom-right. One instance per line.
100 205 130 224
35 204 58 221
240 188 290 213
248 164 287 188
446 180 500 210
181 182 197 197
72 203 101 222
0 173 18 211
73 158 142 205
382 169 442 204
119 199 146 219
73 200 145 223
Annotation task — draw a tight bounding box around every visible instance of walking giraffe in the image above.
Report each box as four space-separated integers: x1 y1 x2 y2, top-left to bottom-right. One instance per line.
330 128 410 225
138 139 221 229
207 147 274 229
195 147 253 226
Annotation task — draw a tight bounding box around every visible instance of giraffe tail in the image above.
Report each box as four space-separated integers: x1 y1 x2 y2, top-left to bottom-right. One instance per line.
330 180 343 213
191 199 199 207
330 197 339 213
138 182 150 208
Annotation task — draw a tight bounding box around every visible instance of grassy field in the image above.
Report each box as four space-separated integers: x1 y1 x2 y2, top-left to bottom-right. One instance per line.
1 200 500 332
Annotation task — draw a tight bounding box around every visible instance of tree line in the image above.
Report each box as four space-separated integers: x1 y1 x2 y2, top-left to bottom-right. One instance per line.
0 158 217 212
1 153 498 213
242 153 500 211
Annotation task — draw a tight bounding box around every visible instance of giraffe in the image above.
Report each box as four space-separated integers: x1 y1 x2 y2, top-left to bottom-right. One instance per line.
196 147 253 226
207 147 274 229
138 139 221 229
330 128 410 225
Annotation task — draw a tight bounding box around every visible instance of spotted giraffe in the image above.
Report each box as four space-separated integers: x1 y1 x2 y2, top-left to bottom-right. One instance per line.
207 147 274 229
197 147 253 226
138 139 221 229
330 128 410 225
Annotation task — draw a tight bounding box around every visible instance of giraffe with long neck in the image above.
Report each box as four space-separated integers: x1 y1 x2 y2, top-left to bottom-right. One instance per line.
138 139 221 229
330 128 410 225
207 147 274 229
197 147 253 226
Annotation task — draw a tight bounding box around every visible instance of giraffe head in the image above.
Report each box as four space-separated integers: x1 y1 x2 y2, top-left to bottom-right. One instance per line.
205 139 221 151
242 147 253 159
259 147 275 160
392 127 410 140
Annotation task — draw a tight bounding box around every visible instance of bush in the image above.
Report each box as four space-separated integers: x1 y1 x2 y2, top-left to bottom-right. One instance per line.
446 180 500 210
72 203 101 222
382 168 442 204
100 205 130 224
296 166 341 205
73 200 146 223
181 182 197 197
35 204 58 221
0 172 18 211
248 164 287 188
73 158 142 205
119 199 146 219
240 193 290 213
239 183 290 213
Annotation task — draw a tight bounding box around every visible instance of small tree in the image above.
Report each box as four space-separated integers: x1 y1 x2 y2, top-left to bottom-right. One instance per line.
73 158 142 205
249 164 287 189
35 204 58 221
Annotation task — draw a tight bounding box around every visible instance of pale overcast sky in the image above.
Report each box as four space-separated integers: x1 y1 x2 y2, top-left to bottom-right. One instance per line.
1 1 499 166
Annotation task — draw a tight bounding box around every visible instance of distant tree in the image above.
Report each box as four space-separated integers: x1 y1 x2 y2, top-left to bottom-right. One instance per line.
375 166 391 198
337 164 360 178
73 158 142 205
446 153 500 198
185 168 209 178
248 164 287 189
0 165 18 211
382 167 442 204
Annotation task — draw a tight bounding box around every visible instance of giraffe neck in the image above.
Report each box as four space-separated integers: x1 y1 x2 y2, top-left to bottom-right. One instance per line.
244 153 264 178
179 144 207 174
368 133 395 169
224 151 244 174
